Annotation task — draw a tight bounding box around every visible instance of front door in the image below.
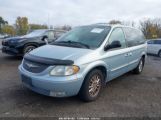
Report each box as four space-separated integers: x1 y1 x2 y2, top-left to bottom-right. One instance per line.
103 28 130 81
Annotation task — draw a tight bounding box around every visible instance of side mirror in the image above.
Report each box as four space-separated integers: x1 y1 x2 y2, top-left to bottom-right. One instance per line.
104 40 121 51
42 35 48 44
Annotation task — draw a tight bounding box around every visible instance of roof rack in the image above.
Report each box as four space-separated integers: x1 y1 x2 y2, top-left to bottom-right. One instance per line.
92 23 123 26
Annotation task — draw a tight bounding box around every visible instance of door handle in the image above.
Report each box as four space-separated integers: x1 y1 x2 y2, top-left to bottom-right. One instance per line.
124 54 129 57
125 53 132 57
129 53 132 56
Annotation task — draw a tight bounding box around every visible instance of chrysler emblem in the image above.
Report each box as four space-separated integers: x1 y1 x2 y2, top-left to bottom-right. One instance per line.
25 62 39 68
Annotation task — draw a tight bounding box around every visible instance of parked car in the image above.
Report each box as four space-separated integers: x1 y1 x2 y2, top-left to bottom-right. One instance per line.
1 29 65 56
147 39 161 57
19 24 147 102
0 34 9 39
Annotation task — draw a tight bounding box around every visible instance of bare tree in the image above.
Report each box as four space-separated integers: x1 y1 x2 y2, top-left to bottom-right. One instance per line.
122 21 136 27
109 20 136 27
109 20 122 24
140 18 161 39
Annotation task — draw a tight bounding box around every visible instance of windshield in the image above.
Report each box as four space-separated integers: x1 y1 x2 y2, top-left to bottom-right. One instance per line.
54 25 111 49
23 30 46 38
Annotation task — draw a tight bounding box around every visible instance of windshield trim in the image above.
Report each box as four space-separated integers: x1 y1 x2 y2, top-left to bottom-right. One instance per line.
53 42 90 49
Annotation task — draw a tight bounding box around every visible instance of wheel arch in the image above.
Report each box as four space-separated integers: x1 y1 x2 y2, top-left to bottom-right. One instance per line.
158 49 161 56
23 42 39 48
141 51 146 63
81 61 108 85
141 53 146 64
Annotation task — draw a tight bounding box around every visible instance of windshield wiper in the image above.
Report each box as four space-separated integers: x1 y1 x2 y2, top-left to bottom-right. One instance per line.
67 41 90 49
54 41 90 49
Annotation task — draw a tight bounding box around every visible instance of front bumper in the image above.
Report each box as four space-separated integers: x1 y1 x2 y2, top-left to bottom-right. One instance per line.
18 65 84 97
2 46 22 56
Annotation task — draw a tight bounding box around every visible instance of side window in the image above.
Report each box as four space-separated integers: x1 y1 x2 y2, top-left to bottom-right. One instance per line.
108 28 126 49
123 28 145 47
47 31 55 40
158 40 161 44
147 40 154 44
154 40 161 44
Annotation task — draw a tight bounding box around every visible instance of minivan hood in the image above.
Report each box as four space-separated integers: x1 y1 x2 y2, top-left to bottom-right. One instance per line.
29 45 92 61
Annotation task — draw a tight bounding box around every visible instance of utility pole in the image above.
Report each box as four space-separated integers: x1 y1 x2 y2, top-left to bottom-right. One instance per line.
48 13 50 29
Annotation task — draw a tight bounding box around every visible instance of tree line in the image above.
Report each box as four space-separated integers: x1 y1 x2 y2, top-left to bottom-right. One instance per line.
0 16 49 36
1 16 161 39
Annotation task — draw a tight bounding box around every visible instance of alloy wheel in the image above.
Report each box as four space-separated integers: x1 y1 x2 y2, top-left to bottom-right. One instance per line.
139 60 143 72
88 74 101 98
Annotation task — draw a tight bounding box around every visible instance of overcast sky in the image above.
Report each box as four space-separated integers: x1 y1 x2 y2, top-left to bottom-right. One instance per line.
0 0 161 26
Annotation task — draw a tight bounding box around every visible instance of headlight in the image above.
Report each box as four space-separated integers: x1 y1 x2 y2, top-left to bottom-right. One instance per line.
50 65 80 76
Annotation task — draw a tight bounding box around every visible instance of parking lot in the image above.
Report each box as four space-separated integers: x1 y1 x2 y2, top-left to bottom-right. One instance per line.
0 50 161 117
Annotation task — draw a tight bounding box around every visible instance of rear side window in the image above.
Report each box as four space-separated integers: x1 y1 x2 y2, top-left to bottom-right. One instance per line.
123 28 145 47
154 40 161 44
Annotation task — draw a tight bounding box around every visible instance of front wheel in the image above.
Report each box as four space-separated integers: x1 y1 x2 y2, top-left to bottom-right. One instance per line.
79 69 104 102
158 50 161 58
23 45 36 55
133 57 144 74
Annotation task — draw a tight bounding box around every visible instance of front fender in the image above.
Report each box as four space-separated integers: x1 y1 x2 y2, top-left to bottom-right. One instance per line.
79 60 109 81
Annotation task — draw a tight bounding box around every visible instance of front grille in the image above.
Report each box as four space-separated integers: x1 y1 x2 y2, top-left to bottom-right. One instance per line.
23 59 49 73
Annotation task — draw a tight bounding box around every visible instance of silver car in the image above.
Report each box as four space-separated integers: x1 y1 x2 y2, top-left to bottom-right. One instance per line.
19 24 147 102
147 39 161 57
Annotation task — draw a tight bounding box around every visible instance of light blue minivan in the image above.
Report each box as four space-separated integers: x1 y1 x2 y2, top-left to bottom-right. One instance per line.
19 24 147 102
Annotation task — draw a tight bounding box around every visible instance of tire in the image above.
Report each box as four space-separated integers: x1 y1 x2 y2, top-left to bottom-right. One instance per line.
23 45 36 55
133 57 144 74
158 50 161 58
79 69 104 102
